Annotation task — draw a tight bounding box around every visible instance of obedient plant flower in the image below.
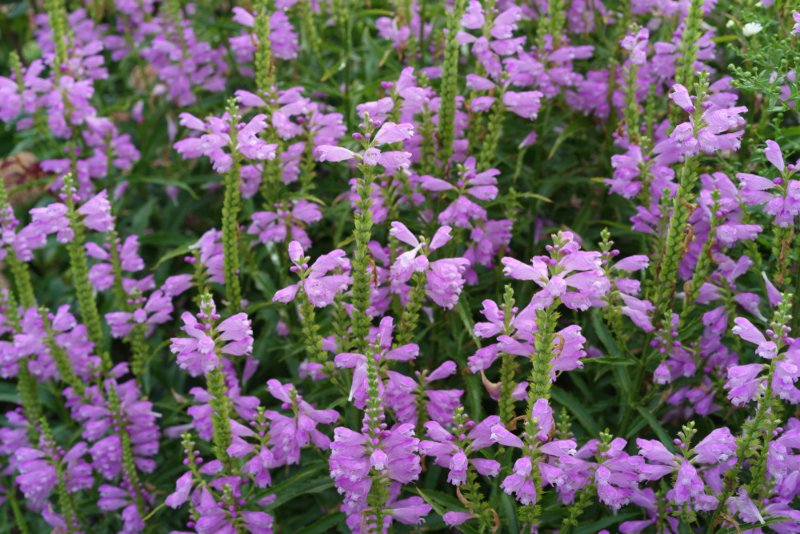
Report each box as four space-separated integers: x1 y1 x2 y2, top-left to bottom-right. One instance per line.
97 484 146 533
230 6 299 63
170 296 254 376
174 111 278 173
63 371 161 478
384 359 464 426
335 317 419 408
637 427 737 511
138 6 228 106
264 379 339 466
167 434 275 532
658 83 747 159
0 14 140 196
458 1 525 78
376 7 431 51
272 241 352 308
190 229 226 286
15 439 93 511
389 222 470 309
502 231 610 313
185 372 259 442
419 414 501 485
737 140 800 227
248 199 322 249
420 157 499 228
316 120 415 171
3 1 800 532
105 275 191 339
329 422 423 530
726 315 800 404
28 189 114 245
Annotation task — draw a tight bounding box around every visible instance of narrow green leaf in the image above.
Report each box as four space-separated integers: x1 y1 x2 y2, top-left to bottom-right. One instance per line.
634 406 676 451
296 512 346 534
551 388 599 435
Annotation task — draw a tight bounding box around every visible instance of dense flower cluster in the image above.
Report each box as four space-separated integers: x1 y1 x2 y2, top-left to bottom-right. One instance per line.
1 0 799 532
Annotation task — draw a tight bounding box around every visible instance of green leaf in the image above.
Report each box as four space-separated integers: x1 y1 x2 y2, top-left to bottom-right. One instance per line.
296 511 346 534
634 406 676 451
499 492 519 534
152 240 195 269
551 388 599 436
717 515 792 533
129 175 199 199
591 310 632 400
265 463 333 510
589 357 635 366
416 488 482 534
574 512 639 533
455 298 481 347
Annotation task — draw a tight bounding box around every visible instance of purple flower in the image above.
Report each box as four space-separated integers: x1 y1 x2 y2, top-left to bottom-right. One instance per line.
264 379 339 466
389 222 470 309
503 91 544 120
419 416 501 485
273 241 351 308
502 231 609 312
170 298 253 376
731 317 778 358
28 202 73 243
737 140 800 227
725 363 765 406
248 200 322 249
329 422 422 526
316 121 415 170
420 157 499 228
501 456 538 505
77 190 114 232
336 317 418 408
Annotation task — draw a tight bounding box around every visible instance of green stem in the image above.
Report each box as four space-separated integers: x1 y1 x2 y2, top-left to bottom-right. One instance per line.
396 271 426 345
64 176 107 362
350 166 377 352
207 367 233 469
438 0 466 167
222 104 243 312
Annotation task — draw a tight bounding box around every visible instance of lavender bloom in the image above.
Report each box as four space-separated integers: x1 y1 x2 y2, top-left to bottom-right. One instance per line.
737 140 800 227
502 231 610 312
389 222 470 309
420 157 499 228
329 422 423 528
272 241 352 308
248 200 322 249
316 121 415 171
264 379 339 466
170 298 254 376
419 416 501 485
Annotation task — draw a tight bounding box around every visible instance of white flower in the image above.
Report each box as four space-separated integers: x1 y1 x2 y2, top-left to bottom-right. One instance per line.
743 22 763 36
